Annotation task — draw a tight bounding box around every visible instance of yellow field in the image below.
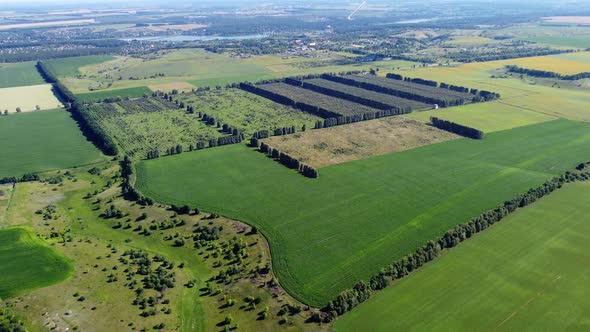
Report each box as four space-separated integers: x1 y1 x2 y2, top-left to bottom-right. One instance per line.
0 84 63 113
398 53 590 123
503 53 590 74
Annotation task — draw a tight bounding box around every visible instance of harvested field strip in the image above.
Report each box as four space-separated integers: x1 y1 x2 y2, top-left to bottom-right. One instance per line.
335 181 590 331
136 119 590 306
264 116 458 168
256 83 379 116
301 78 431 111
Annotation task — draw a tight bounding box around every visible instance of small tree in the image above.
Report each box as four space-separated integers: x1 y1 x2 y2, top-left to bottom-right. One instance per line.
35 105 41 111
16 107 21 113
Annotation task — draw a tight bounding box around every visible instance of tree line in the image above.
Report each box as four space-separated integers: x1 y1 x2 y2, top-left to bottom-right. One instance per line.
318 163 590 322
288 78 405 111
121 155 154 206
37 60 119 156
448 48 573 63
386 73 500 101
322 74 467 107
430 117 484 139
255 141 319 178
506 65 590 81
314 107 412 129
0 173 39 185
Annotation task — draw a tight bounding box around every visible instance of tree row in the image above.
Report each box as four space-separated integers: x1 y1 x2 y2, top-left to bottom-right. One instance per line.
430 117 484 139
319 163 590 322
253 141 319 178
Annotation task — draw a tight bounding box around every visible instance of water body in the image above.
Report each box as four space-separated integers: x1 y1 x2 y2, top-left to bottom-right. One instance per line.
122 34 268 42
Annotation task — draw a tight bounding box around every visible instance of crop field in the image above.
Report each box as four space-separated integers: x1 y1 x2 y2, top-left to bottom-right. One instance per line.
136 119 590 306
345 74 478 102
86 97 224 159
176 89 321 137
408 101 557 132
399 56 590 122
44 55 115 78
257 82 379 116
0 227 72 299
335 181 590 331
149 82 196 93
75 86 153 102
302 78 432 110
0 109 104 179
526 35 590 49
0 61 45 88
264 116 458 168
0 84 63 113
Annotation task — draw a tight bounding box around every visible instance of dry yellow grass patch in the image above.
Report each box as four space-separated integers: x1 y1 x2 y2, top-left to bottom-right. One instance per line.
0 19 95 30
264 116 458 168
148 82 196 93
0 84 63 113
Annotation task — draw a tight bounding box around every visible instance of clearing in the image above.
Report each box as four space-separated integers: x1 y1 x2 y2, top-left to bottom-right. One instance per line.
335 181 590 331
0 84 63 113
263 116 458 168
136 119 590 306
0 109 104 179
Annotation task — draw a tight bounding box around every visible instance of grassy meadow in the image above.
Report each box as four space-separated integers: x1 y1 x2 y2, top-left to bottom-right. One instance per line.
0 84 63 112
136 119 590 306
0 61 45 88
408 101 556 132
335 181 590 331
0 227 72 299
75 86 152 102
0 109 104 179
44 55 115 77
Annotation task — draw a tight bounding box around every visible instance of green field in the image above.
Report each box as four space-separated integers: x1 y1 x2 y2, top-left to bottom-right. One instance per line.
335 181 590 331
0 110 104 179
0 227 72 299
44 55 114 77
408 101 557 132
526 35 590 49
177 89 322 137
136 119 590 306
75 86 152 102
0 61 45 88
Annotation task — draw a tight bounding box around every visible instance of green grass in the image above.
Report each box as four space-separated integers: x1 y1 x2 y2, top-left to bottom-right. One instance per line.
0 62 45 88
0 109 104 179
177 89 322 137
44 55 114 77
335 181 590 331
525 35 590 49
408 101 557 132
136 119 590 306
0 227 72 299
75 86 152 102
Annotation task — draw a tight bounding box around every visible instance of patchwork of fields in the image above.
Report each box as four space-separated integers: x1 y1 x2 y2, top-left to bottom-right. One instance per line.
0 227 72 299
0 110 104 179
335 181 590 331
53 49 417 99
136 119 590 306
